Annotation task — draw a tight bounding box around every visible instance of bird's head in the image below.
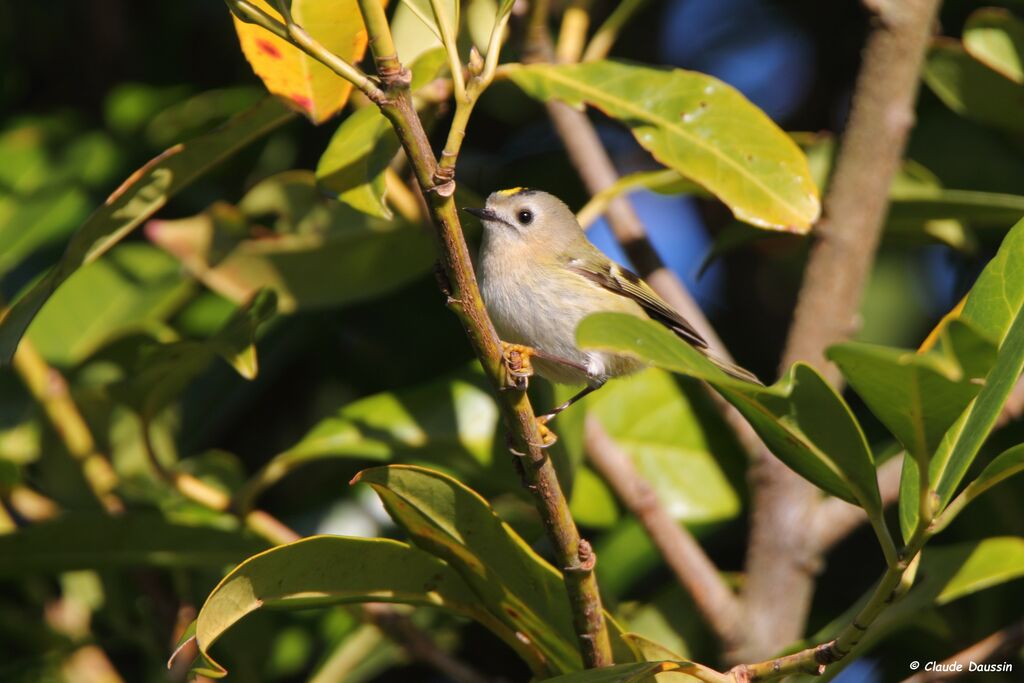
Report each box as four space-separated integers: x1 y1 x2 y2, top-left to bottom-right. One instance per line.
464 188 582 249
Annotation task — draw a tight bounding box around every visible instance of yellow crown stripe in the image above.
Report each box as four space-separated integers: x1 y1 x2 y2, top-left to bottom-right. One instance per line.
497 187 526 196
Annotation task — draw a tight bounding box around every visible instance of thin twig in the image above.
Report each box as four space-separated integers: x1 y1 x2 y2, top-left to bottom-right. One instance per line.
584 417 743 651
429 0 467 103
737 0 942 661
581 0 652 63
555 0 592 64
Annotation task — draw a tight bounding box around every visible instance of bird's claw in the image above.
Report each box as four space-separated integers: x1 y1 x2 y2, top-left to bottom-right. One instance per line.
504 416 558 454
501 342 535 391
535 418 558 447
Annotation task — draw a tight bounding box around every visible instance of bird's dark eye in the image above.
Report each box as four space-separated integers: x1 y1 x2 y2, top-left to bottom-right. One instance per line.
517 209 533 225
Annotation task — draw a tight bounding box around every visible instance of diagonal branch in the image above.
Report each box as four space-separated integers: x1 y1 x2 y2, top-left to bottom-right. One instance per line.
584 417 744 651
351 0 615 667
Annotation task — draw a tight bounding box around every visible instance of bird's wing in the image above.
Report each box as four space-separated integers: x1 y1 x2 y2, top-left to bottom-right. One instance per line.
566 255 709 349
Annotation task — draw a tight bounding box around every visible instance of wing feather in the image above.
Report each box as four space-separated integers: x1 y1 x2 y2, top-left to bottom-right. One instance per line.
567 258 709 349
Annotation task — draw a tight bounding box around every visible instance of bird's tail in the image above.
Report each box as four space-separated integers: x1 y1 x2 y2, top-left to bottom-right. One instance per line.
704 351 764 386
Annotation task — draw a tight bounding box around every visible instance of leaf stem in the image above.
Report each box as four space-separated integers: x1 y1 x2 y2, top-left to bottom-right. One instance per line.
428 0 467 103
555 0 593 64
435 2 514 178
580 0 651 63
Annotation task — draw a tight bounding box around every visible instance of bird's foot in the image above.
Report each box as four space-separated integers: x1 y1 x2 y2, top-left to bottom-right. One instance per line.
501 342 535 391
534 414 558 447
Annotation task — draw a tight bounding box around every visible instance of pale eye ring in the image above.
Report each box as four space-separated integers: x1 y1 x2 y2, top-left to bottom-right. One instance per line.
517 209 533 225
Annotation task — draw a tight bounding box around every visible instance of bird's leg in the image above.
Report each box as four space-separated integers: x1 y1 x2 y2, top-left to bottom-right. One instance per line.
537 378 607 426
499 343 595 448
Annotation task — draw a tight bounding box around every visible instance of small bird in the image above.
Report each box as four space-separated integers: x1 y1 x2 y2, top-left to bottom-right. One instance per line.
465 188 759 439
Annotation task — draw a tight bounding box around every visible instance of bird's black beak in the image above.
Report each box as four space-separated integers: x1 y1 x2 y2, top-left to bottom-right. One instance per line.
463 206 498 222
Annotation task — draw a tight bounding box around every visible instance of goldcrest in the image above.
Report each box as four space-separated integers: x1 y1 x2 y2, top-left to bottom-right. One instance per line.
466 188 759 411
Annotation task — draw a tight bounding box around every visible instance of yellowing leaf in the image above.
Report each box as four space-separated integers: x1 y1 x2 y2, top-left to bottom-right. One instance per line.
232 0 374 123
506 61 821 232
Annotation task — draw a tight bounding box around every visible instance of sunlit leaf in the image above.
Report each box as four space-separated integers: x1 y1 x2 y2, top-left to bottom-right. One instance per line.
147 172 435 313
577 314 879 510
506 60 820 232
190 536 495 678
240 367 502 507
316 49 446 218
354 465 639 674
933 443 1024 534
934 536 1024 604
25 244 190 366
232 0 371 123
587 368 740 523
963 7 1024 83
924 40 1024 134
0 98 296 364
930 218 1024 507
827 320 993 463
0 186 91 276
316 108 399 218
0 513 265 576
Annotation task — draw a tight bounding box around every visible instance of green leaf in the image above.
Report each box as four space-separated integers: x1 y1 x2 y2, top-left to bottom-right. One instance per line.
0 98 296 363
933 443 1024 534
923 41 1024 134
191 536 494 678
0 513 265 576
206 288 278 379
317 107 400 219
24 243 191 366
353 464 639 674
537 662 701 683
898 453 920 544
241 367 502 506
391 0 459 64
505 60 820 232
930 218 1024 508
933 536 1024 604
0 186 91 276
621 633 686 662
587 368 740 523
148 172 436 313
963 7 1024 84
826 320 992 463
577 313 879 511
114 289 277 419
314 49 444 219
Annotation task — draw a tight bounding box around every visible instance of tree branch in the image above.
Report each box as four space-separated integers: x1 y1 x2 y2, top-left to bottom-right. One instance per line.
353 0 614 667
738 0 942 660
584 417 744 651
